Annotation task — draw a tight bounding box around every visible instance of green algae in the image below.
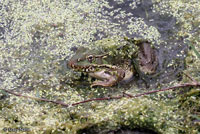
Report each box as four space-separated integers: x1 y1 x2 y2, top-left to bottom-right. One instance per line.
0 0 200 134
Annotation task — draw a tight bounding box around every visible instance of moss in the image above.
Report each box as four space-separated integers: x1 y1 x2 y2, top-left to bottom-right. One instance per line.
0 0 200 134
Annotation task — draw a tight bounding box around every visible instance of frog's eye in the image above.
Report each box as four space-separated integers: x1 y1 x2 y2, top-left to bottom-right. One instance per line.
87 55 94 62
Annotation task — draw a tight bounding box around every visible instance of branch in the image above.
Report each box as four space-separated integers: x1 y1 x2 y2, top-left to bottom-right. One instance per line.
1 89 69 107
123 82 200 98
1 81 199 107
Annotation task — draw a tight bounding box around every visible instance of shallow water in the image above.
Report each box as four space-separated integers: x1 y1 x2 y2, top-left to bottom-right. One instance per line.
68 0 188 89
0 0 199 133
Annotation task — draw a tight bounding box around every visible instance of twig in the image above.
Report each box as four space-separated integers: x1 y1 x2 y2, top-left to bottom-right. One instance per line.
123 92 133 97
182 72 198 84
71 95 123 106
0 82 199 107
1 89 69 107
129 82 199 98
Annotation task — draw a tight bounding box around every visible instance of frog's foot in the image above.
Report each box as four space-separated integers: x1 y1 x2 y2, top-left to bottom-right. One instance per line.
89 69 125 87
91 78 117 87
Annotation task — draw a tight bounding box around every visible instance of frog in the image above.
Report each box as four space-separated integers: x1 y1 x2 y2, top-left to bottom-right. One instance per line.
68 39 136 87
68 38 158 87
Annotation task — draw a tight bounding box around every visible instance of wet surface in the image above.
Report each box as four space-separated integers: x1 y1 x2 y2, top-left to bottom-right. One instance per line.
0 0 188 90
0 1 199 134
91 0 188 88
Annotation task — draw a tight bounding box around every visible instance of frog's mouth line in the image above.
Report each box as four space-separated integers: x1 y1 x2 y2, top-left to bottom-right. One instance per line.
68 60 120 73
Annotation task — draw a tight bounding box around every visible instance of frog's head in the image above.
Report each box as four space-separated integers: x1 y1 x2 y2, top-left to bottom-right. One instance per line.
68 47 109 73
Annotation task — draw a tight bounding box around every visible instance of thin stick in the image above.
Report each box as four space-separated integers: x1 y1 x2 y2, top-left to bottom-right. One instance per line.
124 82 200 98
1 89 69 107
1 82 199 107
182 72 198 84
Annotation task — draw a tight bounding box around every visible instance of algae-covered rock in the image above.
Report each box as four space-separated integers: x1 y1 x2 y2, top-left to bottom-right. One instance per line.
0 0 199 134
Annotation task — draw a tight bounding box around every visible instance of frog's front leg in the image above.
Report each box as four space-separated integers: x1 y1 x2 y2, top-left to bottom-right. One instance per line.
91 77 117 87
89 69 125 87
